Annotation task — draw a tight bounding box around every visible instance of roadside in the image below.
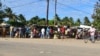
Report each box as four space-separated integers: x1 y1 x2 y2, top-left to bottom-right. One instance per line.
0 38 100 49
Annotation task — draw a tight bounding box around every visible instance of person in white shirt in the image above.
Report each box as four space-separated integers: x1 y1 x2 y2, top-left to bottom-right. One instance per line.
10 26 14 38
88 26 96 43
41 28 45 39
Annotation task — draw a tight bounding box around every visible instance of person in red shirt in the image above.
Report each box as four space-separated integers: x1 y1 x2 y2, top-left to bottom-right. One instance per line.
60 26 65 39
33 28 37 37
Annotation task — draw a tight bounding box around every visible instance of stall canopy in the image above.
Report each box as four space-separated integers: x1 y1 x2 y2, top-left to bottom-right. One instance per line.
80 25 91 29
0 22 10 27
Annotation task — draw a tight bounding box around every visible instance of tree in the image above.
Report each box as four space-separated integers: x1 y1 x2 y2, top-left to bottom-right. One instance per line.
38 18 46 25
75 18 81 26
54 14 61 25
0 10 4 23
61 16 69 25
84 16 91 26
69 17 74 26
18 14 26 25
6 8 18 21
5 7 19 26
0 2 5 23
0 1 19 26
29 16 40 25
92 0 100 30
49 20 54 25
61 16 74 26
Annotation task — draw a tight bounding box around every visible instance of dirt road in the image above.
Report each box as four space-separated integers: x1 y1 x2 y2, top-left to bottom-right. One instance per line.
0 38 100 56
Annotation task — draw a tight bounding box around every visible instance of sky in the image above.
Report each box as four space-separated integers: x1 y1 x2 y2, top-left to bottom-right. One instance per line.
0 0 98 21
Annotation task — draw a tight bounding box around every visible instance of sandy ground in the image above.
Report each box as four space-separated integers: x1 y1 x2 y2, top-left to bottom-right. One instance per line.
0 38 100 49
0 38 100 56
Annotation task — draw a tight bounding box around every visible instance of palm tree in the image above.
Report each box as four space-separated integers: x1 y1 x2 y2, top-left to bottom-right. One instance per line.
5 7 17 21
18 14 26 25
54 14 61 25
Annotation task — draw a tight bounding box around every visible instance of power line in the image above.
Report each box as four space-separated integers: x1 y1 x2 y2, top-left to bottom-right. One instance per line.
57 2 91 15
61 0 95 9
81 0 96 5
51 0 92 15
9 0 45 8
62 0 96 5
5 0 21 3
81 0 96 7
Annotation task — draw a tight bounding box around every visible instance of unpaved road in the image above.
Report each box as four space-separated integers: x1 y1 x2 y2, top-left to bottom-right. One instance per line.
0 38 100 56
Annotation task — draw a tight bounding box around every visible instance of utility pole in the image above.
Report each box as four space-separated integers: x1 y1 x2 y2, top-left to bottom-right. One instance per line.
46 0 49 26
54 0 57 25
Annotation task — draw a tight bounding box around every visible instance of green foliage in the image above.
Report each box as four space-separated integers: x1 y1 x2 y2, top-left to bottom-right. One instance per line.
92 0 100 30
37 18 46 25
74 18 81 26
84 16 91 26
49 20 54 25
69 17 74 26
61 16 74 26
62 16 69 25
18 14 26 25
7 21 24 27
0 10 4 23
0 2 4 23
0 2 26 27
29 16 40 25
54 14 61 25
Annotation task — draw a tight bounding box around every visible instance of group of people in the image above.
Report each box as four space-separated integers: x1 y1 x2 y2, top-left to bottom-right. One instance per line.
75 26 100 43
9 26 69 39
30 27 53 39
10 26 27 38
8 25 100 43
9 26 54 39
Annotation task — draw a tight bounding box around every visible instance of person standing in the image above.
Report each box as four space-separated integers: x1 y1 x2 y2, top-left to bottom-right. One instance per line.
19 27 22 38
75 28 81 39
88 26 96 43
25 27 30 38
57 27 61 39
2 27 6 37
10 26 14 38
30 28 33 38
41 28 45 39
46 27 50 39
60 26 65 39
33 28 37 38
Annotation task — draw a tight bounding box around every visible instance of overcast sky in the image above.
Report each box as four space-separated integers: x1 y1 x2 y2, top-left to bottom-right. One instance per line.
1 0 98 21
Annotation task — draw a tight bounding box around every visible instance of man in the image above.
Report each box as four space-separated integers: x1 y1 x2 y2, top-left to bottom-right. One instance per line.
10 26 14 38
60 26 65 39
88 26 96 43
41 28 45 39
75 28 81 39
46 27 50 39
